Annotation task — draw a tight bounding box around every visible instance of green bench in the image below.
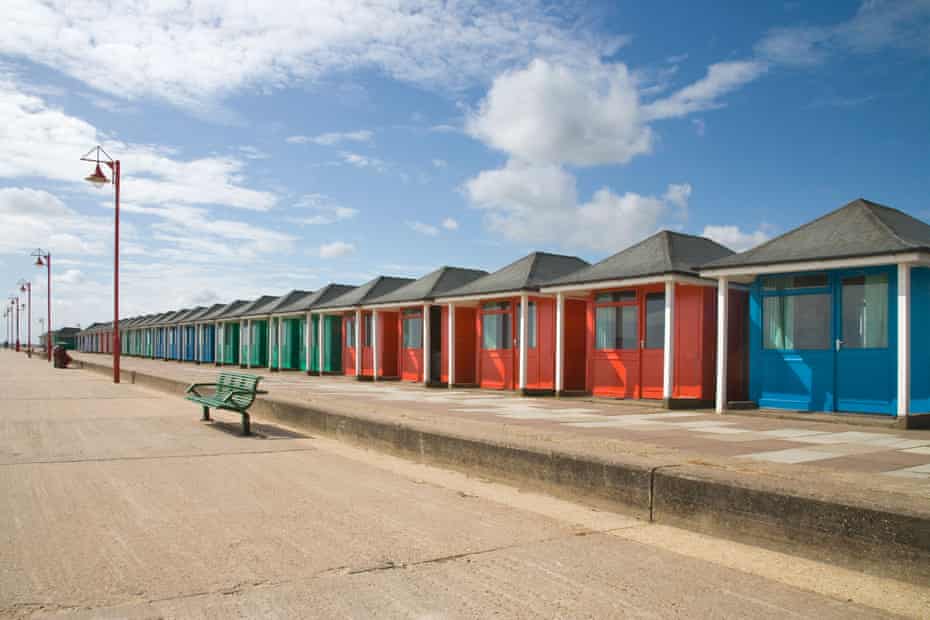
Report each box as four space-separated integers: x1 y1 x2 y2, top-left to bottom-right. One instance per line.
185 372 267 435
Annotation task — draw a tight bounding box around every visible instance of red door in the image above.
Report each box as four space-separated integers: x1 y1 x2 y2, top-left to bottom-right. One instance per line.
639 287 666 399
478 300 514 390
343 314 356 376
400 308 423 381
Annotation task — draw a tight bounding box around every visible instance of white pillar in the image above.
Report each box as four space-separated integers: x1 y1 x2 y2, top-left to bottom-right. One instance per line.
663 280 676 401
277 316 283 370
447 304 456 389
519 294 528 391
318 313 325 375
354 310 362 376
555 292 564 394
422 303 431 385
372 310 379 382
715 278 729 413
246 319 252 368
898 263 911 418
305 312 312 373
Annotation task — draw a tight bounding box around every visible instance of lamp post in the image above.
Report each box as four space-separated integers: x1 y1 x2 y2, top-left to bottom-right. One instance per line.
3 307 8 349
18 280 31 358
32 249 51 361
81 146 121 384
10 297 20 352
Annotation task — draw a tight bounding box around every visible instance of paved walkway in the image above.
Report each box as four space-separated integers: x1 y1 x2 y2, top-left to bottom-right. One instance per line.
4 351 927 618
71 352 930 504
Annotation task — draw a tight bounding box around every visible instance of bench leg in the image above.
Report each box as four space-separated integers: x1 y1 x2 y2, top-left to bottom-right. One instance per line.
202 406 211 421
241 412 251 436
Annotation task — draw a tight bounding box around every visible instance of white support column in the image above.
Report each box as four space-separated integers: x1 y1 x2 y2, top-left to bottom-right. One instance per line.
447 303 456 389
354 310 362 376
372 310 380 382
305 312 312 374
555 292 565 395
277 316 284 370
519 294 528 392
246 319 252 368
422 303 431 385
663 280 676 401
897 263 911 418
318 313 325 375
715 278 729 413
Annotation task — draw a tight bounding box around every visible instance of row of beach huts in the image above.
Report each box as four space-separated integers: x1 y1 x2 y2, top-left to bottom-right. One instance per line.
77 199 930 425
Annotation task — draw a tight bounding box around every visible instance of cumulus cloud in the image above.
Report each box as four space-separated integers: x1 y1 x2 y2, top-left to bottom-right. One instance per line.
0 187 110 255
0 74 276 211
442 217 459 231
642 61 768 120
465 160 690 251
290 194 358 225
0 1 618 110
702 224 772 252
340 152 386 171
318 241 355 258
467 59 653 166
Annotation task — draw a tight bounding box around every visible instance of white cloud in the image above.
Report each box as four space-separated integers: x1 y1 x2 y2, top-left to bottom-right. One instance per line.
290 193 358 225
642 61 768 120
287 130 373 146
465 160 690 251
432 158 448 168
408 221 439 236
0 74 276 211
318 241 355 258
238 145 269 159
756 0 930 66
442 217 459 231
0 1 618 110
0 187 110 256
467 59 653 166
702 224 771 252
340 152 385 171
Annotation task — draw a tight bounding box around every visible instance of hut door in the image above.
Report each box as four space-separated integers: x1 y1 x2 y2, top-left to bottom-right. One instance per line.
835 270 895 414
639 290 666 399
429 306 443 383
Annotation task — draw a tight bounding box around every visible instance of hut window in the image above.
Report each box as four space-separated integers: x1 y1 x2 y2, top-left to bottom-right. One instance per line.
482 311 511 350
364 314 373 347
841 273 888 349
516 302 537 348
644 293 665 349
345 318 356 348
763 274 828 291
403 311 423 348
595 305 638 350
763 294 831 350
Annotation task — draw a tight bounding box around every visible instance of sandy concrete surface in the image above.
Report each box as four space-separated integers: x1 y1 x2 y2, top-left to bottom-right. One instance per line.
1 352 927 618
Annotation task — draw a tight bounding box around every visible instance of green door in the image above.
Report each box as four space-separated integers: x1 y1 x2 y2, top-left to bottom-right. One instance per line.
281 318 302 370
324 315 343 372
297 318 307 370
309 315 320 372
224 322 240 364
250 320 268 367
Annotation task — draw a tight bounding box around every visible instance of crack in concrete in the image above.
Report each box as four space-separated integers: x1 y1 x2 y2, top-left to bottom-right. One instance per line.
0 447 317 468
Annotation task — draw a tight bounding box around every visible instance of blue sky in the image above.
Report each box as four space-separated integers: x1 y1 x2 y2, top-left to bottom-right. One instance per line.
0 0 928 336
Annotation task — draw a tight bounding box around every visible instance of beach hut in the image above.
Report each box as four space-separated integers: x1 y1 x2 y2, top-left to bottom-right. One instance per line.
541 231 746 404
259 291 312 372
233 296 280 369
700 199 930 427
436 252 590 392
191 303 226 364
314 277 415 379
362 267 488 385
267 285 355 373
177 306 215 363
211 300 250 366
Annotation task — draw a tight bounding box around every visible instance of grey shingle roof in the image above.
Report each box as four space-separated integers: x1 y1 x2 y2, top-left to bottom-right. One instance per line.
236 295 281 319
272 284 356 314
187 303 226 322
259 290 312 315
545 231 733 287
179 305 221 323
436 252 589 298
202 300 247 321
703 199 930 270
167 307 205 325
152 311 185 326
315 276 415 310
366 267 489 305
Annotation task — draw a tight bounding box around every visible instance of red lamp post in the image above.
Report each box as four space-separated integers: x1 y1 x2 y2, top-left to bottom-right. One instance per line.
81 146 121 383
18 280 31 358
10 297 20 352
32 249 51 361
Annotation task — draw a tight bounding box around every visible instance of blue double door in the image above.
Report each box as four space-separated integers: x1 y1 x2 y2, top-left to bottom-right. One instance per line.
752 267 896 415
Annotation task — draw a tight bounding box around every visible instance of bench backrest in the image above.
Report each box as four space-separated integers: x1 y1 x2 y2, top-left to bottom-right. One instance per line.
215 372 263 409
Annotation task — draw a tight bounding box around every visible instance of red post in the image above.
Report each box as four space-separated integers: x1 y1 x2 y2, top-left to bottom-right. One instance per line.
46 255 51 361
112 160 121 384
25 283 31 358
13 297 20 352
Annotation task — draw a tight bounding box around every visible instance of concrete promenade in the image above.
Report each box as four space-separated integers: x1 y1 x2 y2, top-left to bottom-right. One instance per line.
65 352 930 583
3 351 929 618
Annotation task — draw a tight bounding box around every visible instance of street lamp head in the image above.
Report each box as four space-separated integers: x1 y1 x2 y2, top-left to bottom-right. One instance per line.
85 163 109 187
34 256 44 267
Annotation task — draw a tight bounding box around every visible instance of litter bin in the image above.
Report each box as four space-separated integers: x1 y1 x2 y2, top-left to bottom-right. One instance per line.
53 345 72 369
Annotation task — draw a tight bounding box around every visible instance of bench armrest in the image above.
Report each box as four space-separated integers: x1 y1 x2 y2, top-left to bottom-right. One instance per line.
219 388 264 403
186 382 217 397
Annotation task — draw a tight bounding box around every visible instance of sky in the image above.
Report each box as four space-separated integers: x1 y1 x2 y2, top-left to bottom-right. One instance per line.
0 0 928 339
